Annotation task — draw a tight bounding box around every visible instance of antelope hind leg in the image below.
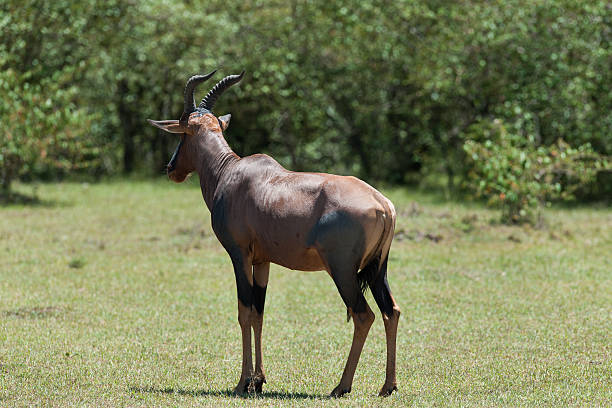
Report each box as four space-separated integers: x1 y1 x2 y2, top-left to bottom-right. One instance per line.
368 258 400 397
328 267 375 397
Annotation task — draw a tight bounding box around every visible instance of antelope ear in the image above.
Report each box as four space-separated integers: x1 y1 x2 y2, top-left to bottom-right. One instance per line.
218 114 231 131
147 119 187 134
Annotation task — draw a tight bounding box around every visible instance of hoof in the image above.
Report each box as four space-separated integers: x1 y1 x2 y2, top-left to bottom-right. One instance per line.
378 384 398 397
232 381 248 395
248 375 266 394
234 375 266 395
330 385 351 398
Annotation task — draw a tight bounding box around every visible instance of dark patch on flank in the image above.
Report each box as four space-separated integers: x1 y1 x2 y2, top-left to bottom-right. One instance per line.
252 281 267 314
312 210 369 314
307 211 366 264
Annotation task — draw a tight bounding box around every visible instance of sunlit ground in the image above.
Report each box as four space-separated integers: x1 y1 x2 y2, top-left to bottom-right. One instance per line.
1 180 610 407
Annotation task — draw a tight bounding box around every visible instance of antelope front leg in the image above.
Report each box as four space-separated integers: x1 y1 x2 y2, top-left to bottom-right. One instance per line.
251 262 270 393
230 252 255 394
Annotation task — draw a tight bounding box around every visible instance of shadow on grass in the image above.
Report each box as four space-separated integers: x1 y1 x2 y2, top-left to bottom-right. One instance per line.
130 386 326 400
3 306 69 319
0 190 67 208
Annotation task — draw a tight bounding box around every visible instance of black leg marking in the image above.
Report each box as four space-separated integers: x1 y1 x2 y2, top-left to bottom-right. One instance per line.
252 281 267 314
329 266 368 315
230 254 253 308
368 258 395 317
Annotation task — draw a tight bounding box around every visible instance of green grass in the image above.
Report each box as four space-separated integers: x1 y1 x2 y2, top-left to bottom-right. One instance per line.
1 180 610 407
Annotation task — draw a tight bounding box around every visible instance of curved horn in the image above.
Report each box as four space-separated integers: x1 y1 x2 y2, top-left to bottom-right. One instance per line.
199 71 245 112
180 70 217 123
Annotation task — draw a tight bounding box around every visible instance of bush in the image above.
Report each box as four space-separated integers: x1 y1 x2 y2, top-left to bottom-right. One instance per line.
462 119 609 224
0 68 101 195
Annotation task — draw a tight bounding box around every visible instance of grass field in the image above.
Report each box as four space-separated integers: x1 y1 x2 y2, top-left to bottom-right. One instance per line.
1 180 610 407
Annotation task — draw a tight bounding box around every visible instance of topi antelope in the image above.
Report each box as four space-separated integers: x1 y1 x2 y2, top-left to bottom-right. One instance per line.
148 71 400 397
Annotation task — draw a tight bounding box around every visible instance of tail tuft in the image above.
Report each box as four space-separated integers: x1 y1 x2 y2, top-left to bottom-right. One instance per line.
356 255 380 295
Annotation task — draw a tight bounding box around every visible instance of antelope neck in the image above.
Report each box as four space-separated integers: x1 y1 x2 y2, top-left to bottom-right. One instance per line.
195 129 239 209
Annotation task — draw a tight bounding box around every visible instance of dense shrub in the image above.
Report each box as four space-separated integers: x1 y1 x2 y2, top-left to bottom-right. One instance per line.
462 119 609 224
0 69 100 194
0 0 609 199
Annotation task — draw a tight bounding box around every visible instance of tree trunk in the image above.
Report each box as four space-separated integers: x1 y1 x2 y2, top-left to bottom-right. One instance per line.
118 80 135 174
446 164 455 192
156 87 172 174
0 159 15 198
1 170 11 197
349 130 372 179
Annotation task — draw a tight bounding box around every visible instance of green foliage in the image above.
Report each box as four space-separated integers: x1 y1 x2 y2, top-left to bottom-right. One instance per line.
0 68 98 192
463 119 609 223
0 0 610 199
409 0 611 187
0 0 113 193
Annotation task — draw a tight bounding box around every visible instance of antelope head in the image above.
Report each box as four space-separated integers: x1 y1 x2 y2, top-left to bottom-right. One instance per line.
147 70 244 182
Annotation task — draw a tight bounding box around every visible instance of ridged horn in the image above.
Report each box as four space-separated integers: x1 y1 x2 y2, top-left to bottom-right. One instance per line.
199 71 245 112
180 70 217 123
